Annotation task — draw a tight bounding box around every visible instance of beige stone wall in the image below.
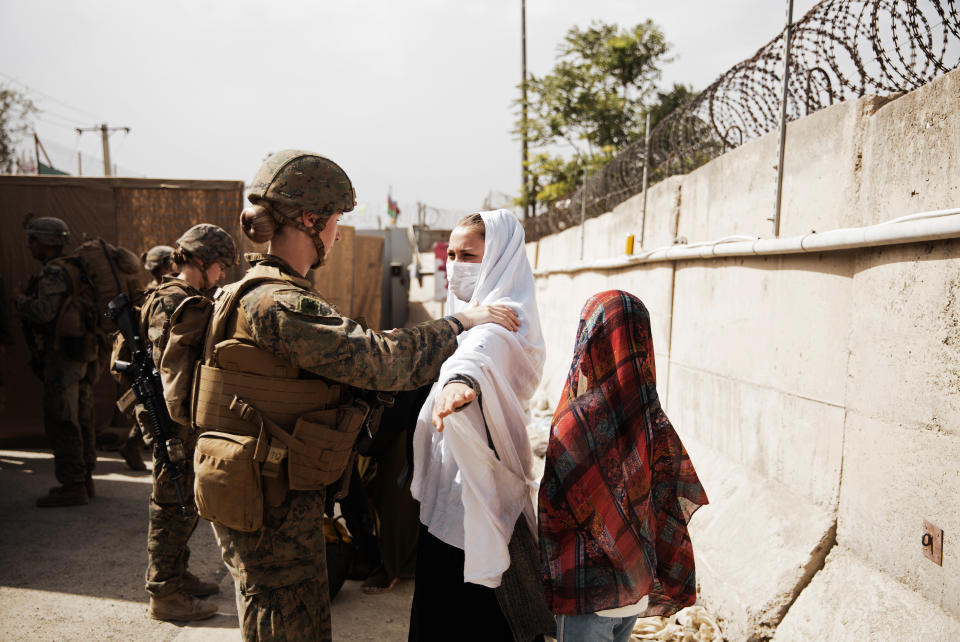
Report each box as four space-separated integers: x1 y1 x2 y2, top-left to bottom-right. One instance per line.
526 68 960 639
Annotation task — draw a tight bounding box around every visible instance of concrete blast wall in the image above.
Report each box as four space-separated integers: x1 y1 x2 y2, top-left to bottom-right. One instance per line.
528 68 960 640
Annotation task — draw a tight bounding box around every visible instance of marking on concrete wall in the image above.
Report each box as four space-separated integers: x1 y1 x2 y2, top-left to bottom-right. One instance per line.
922 520 944 566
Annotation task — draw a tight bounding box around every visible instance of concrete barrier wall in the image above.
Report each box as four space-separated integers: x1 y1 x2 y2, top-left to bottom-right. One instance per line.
526 67 960 639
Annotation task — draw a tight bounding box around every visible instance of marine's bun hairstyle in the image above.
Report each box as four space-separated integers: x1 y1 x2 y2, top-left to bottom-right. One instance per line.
240 201 302 244
240 204 278 243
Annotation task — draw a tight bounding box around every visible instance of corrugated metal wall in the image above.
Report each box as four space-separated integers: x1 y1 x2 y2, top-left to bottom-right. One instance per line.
0 176 244 443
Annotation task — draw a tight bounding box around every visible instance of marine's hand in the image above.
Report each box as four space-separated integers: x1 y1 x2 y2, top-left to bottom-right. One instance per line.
432 382 476 432
454 305 519 332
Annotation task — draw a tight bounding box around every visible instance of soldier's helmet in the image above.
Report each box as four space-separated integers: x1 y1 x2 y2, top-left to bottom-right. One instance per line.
176 224 238 268
143 245 175 271
247 150 356 218
24 216 71 246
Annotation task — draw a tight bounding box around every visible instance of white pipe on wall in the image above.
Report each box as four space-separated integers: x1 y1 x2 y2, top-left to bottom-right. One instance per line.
534 207 960 277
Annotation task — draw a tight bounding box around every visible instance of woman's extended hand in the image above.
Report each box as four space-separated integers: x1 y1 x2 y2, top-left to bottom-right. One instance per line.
454 305 519 332
432 382 476 432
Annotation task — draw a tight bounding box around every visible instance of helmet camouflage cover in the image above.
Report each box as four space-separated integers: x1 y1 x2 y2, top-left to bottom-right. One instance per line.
143 244 175 271
247 149 356 218
24 215 71 246
176 224 238 268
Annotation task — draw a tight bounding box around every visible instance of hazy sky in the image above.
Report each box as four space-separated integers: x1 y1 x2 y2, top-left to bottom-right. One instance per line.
1 0 818 224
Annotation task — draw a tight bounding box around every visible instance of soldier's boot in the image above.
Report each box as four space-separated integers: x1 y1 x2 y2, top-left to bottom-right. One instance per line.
181 570 220 597
119 437 147 471
85 475 95 498
36 483 89 508
149 591 218 622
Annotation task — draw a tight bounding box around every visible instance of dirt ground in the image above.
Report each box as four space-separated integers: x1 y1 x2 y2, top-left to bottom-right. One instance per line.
0 448 413 641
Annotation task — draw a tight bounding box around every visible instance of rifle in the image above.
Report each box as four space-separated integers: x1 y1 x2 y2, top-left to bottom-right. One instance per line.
100 241 194 517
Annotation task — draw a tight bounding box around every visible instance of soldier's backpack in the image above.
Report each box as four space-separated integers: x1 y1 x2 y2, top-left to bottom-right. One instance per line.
159 293 215 426
58 239 143 369
73 239 144 332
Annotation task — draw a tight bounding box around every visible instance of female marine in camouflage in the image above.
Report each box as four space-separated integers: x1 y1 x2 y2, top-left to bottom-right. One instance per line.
136 224 237 623
196 150 519 641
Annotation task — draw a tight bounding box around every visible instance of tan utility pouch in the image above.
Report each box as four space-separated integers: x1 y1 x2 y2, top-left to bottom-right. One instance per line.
288 402 369 490
194 430 265 532
57 296 85 338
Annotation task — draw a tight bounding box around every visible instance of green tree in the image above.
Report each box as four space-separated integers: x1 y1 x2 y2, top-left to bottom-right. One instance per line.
517 20 671 207
0 84 37 173
647 83 697 130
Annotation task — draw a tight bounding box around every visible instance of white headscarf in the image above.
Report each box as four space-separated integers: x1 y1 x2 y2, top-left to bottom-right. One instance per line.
411 209 545 588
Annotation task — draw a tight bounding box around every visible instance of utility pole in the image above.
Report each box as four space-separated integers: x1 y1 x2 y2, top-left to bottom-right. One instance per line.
773 0 795 237
521 0 530 219
33 133 55 171
640 111 651 247
579 162 587 260
76 123 130 176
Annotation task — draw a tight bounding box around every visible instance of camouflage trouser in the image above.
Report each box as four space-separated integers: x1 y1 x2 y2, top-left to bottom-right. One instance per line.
212 489 331 642
145 429 199 597
42 353 96 485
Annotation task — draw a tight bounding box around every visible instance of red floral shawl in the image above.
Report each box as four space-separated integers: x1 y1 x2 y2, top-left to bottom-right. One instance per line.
538 290 708 616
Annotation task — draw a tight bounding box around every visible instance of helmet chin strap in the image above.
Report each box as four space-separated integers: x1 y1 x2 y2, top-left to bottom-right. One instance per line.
193 258 213 292
286 212 328 269
265 205 330 269
308 231 327 269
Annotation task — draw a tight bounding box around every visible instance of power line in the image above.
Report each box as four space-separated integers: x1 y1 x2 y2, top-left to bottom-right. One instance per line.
0 70 101 121
38 107 88 127
35 114 85 131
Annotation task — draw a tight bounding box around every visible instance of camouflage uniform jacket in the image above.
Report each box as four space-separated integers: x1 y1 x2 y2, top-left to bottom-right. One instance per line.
15 257 73 354
228 253 459 392
139 275 200 368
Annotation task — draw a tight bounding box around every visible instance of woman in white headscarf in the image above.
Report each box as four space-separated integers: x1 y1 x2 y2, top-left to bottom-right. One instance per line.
408 210 554 642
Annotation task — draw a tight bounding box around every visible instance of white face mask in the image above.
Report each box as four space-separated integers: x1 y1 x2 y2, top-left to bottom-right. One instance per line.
447 260 482 302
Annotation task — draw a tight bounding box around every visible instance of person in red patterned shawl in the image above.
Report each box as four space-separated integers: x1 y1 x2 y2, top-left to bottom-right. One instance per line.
538 290 708 642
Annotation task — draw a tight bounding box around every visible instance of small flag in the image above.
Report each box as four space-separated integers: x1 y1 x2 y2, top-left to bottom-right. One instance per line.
387 192 401 224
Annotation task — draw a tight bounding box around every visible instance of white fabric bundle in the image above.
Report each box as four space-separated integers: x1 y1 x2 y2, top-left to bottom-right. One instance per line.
410 209 545 588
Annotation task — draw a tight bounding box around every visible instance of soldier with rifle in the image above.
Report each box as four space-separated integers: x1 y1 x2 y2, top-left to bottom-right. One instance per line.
118 244 176 472
111 224 236 622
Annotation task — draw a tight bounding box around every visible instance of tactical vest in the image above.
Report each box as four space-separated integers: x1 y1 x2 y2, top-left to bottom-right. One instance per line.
141 278 196 358
112 279 195 418
190 262 370 530
192 263 346 434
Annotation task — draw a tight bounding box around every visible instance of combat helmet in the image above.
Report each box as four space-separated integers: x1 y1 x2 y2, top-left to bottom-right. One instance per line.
246 150 356 268
247 149 356 216
176 224 238 269
143 245 175 271
24 215 71 246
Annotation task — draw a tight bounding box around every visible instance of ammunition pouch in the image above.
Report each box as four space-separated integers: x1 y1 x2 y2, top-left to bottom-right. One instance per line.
289 403 369 490
191 361 372 530
194 430 264 532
